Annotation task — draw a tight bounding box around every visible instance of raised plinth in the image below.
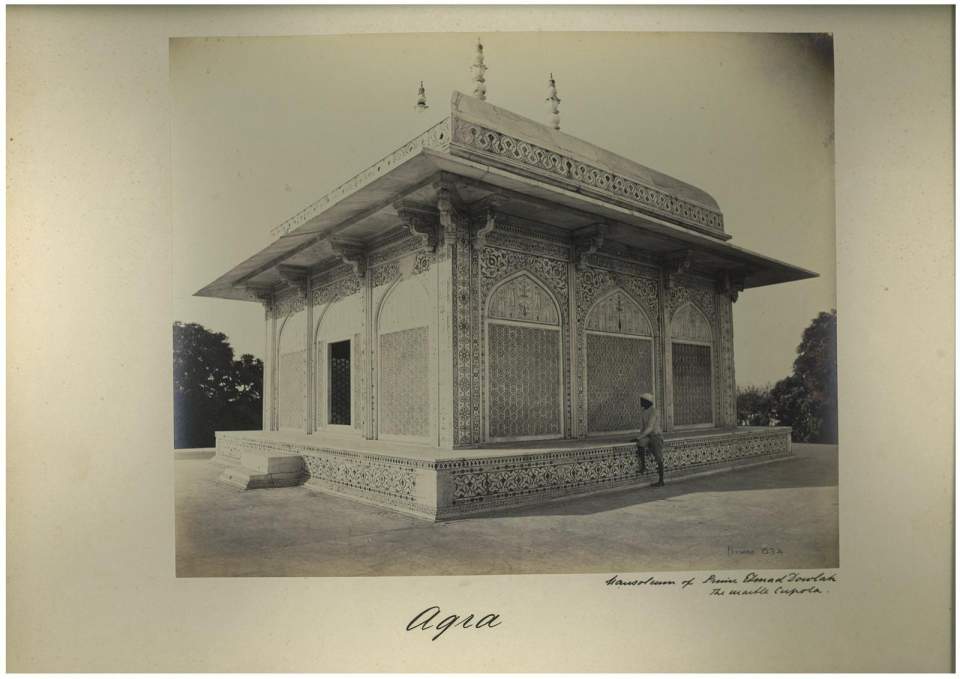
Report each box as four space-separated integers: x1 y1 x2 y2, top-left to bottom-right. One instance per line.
214 427 792 520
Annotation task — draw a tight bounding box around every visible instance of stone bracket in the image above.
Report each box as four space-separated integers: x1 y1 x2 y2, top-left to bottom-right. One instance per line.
662 249 693 289
276 265 310 295
329 238 367 278
716 270 747 302
394 201 440 253
572 223 608 271
244 284 274 305
469 194 506 252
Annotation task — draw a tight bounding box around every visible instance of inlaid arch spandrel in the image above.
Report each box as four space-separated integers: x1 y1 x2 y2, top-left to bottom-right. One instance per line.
487 273 560 326
586 290 653 336
670 302 713 344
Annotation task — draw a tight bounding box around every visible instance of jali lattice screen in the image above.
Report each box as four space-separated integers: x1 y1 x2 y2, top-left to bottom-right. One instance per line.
278 349 305 429
379 326 430 438
329 340 351 425
671 342 713 426
586 334 653 433
487 323 562 439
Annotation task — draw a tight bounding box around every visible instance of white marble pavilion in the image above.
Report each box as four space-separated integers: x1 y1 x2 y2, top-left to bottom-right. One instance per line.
196 88 815 520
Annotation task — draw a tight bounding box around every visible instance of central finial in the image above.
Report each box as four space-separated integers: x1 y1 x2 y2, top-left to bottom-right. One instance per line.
472 38 487 101
415 80 429 111
546 72 561 130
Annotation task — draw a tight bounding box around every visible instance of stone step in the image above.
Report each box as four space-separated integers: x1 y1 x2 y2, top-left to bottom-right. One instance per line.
218 464 306 490
216 449 307 490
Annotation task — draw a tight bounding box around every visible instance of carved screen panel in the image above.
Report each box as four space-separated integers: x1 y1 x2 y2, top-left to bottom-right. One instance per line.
328 340 351 425
487 323 561 439
586 291 652 336
278 349 305 429
488 275 560 325
379 326 430 438
671 303 713 344
672 342 713 426
586 334 653 433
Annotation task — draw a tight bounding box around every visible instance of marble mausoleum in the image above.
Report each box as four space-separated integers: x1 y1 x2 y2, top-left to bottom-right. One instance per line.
196 89 816 520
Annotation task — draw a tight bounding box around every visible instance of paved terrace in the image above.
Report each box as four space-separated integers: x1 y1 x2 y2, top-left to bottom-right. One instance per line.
175 443 838 577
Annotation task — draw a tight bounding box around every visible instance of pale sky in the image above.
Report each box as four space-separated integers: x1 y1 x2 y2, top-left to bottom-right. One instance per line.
172 32 835 388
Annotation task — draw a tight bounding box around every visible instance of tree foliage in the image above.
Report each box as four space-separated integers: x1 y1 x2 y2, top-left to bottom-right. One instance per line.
173 322 263 448
736 383 773 426
737 309 838 444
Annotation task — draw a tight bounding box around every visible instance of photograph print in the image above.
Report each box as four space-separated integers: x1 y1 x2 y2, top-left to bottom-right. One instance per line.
172 31 837 577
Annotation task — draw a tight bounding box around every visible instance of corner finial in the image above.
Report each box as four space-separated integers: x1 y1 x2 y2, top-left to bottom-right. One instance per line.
546 72 561 130
472 38 487 101
415 80 429 111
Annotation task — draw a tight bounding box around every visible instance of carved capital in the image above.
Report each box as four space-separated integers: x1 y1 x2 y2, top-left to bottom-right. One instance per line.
395 201 440 253
277 265 310 295
572 223 608 271
716 270 746 303
329 238 367 278
662 249 693 289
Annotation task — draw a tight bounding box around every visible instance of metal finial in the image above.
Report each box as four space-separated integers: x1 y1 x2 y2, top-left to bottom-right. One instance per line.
415 81 429 111
472 38 487 101
546 73 561 130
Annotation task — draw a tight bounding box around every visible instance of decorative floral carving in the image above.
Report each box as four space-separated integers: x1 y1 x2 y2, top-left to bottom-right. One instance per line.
371 262 400 289
666 284 717 320
480 248 568 297
452 120 724 233
486 229 570 261
670 302 713 343
270 288 305 319
413 251 434 275
311 275 361 307
488 274 561 325
303 453 416 501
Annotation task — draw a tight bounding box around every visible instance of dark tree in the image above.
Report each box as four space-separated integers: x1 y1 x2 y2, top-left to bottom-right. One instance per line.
737 383 772 426
765 309 838 444
791 309 838 444
736 310 837 444
173 322 263 448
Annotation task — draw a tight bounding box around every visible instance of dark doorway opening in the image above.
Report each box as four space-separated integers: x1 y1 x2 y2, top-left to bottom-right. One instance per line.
329 340 351 425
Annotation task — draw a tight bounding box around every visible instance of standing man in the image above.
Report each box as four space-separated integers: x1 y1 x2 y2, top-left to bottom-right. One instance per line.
635 392 665 487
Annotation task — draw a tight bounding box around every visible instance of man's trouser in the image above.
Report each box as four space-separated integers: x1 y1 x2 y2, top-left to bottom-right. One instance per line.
635 433 665 481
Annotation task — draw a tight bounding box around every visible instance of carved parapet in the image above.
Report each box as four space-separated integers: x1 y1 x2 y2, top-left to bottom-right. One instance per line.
572 223 608 271
329 238 367 278
662 249 693 290
395 201 440 253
